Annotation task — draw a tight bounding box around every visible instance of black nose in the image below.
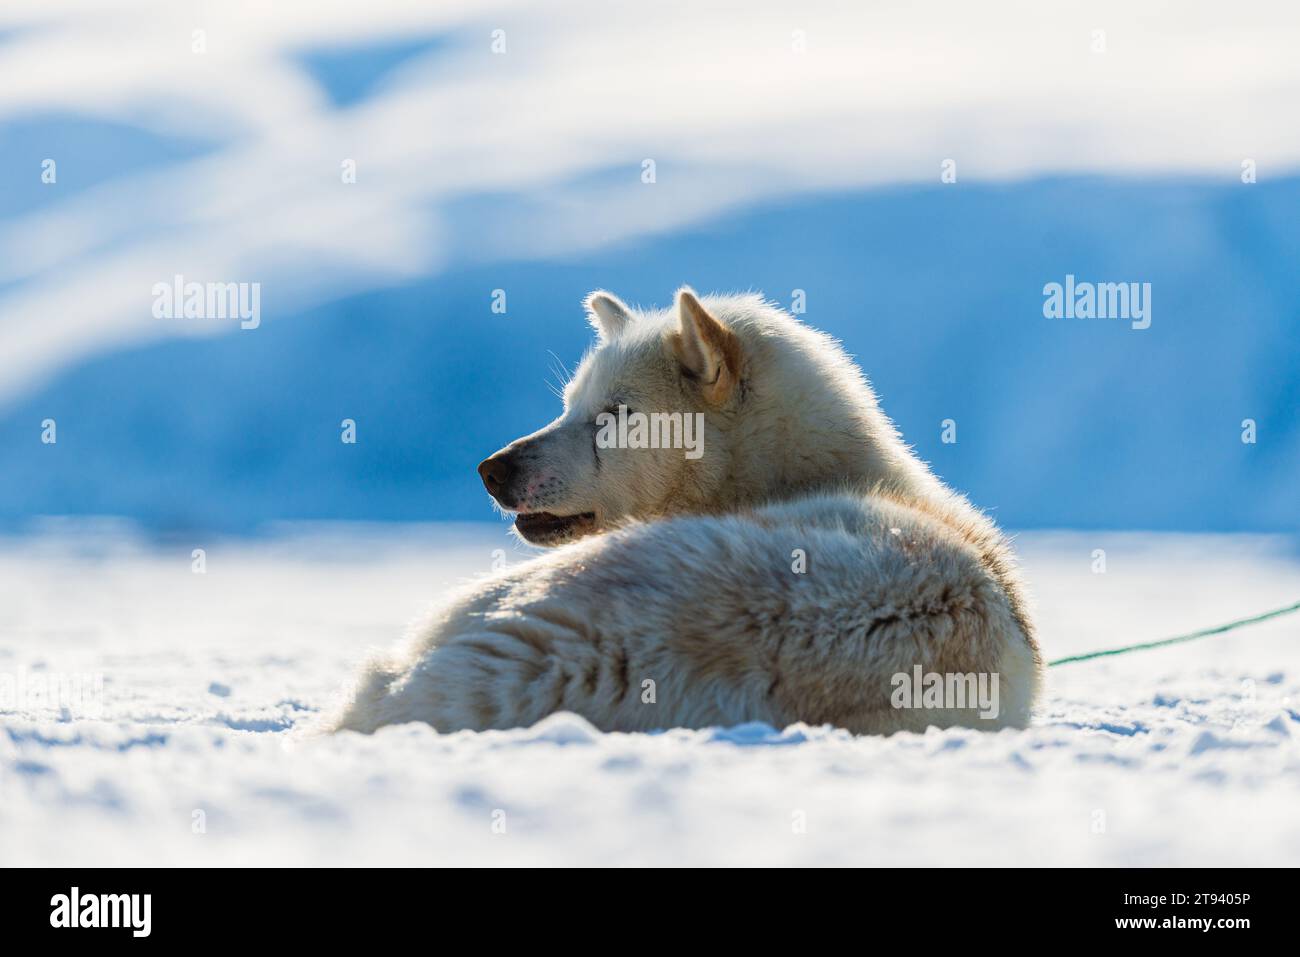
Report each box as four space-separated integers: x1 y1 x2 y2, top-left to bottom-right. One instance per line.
478 451 517 500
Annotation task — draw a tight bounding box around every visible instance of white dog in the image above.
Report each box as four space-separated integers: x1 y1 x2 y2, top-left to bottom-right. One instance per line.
328 288 1041 734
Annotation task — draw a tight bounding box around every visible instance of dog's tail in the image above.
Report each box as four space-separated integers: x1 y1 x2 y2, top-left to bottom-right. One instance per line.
308 652 405 736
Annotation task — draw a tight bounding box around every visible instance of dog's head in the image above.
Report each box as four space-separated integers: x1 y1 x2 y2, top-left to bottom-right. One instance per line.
478 287 744 545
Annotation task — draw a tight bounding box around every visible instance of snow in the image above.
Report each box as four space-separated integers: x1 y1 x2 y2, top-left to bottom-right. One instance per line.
2 522 1298 866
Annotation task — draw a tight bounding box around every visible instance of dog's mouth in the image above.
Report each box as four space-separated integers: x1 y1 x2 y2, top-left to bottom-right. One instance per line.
513 511 597 545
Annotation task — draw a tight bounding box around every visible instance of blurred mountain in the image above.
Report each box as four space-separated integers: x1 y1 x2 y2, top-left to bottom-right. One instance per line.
0 116 217 220
1 176 1296 533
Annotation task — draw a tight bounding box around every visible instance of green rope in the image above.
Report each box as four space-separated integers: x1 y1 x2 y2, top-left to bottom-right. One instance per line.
1047 598 1300 667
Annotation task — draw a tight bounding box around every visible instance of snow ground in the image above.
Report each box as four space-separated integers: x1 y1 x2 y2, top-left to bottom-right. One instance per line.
1 522 1298 867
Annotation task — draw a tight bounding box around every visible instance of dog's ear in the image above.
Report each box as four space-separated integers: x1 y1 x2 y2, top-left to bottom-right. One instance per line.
584 290 632 342
673 287 741 405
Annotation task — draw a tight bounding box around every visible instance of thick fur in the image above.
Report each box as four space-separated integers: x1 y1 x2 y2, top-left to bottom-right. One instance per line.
327 290 1041 735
